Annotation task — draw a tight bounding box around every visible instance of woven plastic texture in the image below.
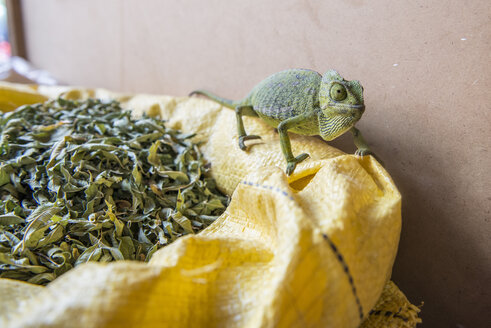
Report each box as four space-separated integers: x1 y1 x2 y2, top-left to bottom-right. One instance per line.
0 84 421 327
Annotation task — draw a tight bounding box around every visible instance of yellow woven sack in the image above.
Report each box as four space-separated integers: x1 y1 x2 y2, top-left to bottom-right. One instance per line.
0 82 48 112
0 84 421 327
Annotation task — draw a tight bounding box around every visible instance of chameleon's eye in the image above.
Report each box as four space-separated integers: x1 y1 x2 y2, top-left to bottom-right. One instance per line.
330 83 347 101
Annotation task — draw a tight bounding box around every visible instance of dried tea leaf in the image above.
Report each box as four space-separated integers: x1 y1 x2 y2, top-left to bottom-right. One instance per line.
0 98 229 285
0 213 24 226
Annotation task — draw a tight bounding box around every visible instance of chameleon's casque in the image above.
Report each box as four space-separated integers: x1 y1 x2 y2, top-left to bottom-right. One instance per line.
191 68 375 175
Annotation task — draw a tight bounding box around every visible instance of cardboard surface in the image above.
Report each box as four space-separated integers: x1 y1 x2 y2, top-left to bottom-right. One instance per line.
20 0 491 327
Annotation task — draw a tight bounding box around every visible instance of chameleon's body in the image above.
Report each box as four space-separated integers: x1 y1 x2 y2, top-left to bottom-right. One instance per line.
191 69 374 175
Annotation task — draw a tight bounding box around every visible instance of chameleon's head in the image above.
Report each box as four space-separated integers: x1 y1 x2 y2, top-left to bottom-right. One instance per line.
318 70 365 140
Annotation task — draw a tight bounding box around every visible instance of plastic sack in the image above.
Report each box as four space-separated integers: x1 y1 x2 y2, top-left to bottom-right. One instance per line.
0 84 421 327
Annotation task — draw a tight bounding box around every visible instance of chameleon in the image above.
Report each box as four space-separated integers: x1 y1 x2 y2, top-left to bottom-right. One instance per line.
190 68 375 175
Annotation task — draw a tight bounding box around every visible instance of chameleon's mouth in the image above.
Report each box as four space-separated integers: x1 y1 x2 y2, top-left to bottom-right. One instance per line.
349 104 365 110
351 104 365 117
331 103 364 110
351 104 365 115
323 103 365 113
323 104 365 121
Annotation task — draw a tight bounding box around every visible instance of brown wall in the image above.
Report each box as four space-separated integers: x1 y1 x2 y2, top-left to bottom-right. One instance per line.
21 1 491 327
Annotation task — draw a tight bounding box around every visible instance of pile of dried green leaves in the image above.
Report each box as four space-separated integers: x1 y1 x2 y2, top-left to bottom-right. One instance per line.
0 98 228 285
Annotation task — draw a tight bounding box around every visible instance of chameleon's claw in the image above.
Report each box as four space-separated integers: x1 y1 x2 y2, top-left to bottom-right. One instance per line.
355 149 385 166
238 135 261 150
286 153 310 176
355 148 373 156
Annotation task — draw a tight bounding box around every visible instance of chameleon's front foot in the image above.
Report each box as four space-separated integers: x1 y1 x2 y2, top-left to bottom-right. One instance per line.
355 148 385 166
354 148 373 156
286 153 309 176
350 127 383 164
238 135 262 150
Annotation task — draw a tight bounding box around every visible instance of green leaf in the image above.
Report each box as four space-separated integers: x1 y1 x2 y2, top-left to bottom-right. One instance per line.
0 165 11 186
158 170 189 182
148 140 161 167
118 236 136 260
75 244 102 265
0 253 48 274
132 165 142 185
27 272 56 284
145 244 159 262
0 213 25 225
23 225 50 248
37 224 65 248
172 212 194 234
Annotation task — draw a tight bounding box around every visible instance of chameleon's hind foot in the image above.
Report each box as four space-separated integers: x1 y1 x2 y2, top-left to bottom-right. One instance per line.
286 153 309 176
239 135 261 150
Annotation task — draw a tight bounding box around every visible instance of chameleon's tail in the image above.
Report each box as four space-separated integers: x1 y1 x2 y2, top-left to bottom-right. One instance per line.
189 90 236 109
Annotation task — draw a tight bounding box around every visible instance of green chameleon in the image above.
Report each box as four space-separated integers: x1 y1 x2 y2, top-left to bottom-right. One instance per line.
190 68 375 175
